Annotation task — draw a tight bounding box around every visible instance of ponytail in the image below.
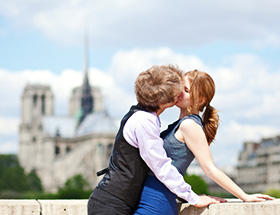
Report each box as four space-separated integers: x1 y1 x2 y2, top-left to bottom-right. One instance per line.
202 105 219 145
185 69 219 144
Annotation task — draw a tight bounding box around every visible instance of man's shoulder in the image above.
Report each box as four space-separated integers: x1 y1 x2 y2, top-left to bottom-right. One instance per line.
127 110 158 126
132 110 156 119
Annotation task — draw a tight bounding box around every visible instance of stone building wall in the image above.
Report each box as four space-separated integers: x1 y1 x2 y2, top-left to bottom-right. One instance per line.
237 136 280 192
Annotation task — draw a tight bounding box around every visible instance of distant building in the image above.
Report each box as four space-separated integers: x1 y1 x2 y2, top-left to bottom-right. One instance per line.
18 44 118 192
237 135 280 193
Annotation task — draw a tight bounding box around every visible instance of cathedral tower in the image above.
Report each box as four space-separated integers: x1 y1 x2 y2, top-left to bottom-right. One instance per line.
19 85 54 171
18 36 112 192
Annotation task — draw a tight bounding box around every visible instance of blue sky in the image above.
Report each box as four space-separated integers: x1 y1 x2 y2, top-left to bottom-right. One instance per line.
0 0 280 167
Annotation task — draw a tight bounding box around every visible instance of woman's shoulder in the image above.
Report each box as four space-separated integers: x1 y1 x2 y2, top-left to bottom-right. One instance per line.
181 114 203 127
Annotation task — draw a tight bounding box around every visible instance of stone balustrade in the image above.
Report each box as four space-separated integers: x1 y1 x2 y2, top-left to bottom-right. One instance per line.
0 199 279 215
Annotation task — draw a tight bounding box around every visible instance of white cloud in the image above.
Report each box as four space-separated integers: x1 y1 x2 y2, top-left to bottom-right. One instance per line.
217 121 280 146
211 54 280 125
109 48 207 91
0 0 279 47
0 141 18 154
214 67 242 91
0 117 19 135
0 68 79 116
0 64 133 118
89 67 136 117
1 48 280 166
212 121 280 166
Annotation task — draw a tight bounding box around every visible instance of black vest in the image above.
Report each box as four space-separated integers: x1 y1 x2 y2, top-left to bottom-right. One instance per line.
97 105 149 210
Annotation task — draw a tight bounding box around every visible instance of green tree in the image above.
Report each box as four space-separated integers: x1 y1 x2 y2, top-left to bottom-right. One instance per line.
57 174 91 199
0 154 30 191
183 173 209 195
27 169 43 192
0 154 18 175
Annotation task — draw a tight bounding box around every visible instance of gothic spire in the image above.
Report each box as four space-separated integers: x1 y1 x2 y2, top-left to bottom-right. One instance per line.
79 34 94 124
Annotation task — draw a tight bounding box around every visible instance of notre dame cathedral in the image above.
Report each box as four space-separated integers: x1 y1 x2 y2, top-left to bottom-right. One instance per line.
18 46 118 192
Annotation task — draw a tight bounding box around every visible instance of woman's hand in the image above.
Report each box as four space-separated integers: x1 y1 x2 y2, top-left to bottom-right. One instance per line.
194 194 227 208
243 194 275 202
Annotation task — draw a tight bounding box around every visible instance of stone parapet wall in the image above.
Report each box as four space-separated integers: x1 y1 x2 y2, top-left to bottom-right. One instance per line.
0 199 279 215
179 199 280 215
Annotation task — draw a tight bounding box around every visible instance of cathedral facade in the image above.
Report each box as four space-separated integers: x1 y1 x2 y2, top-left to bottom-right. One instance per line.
18 69 118 192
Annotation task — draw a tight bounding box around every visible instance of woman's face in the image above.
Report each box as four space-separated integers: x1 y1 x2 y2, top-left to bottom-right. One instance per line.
176 75 191 109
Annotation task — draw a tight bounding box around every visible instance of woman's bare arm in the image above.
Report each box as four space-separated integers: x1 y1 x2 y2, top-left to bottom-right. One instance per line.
176 119 274 202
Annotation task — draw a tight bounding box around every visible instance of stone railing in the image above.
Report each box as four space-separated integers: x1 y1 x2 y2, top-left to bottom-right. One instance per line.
178 199 280 215
0 199 279 215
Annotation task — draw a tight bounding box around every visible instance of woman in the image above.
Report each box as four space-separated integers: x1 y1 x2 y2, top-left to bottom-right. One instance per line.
88 65 219 215
134 70 274 215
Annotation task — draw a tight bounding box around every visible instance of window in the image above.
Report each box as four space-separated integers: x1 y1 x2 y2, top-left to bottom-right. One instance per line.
41 94 45 115
107 143 113 157
55 146 60 155
33 94 37 107
66 146 71 153
98 143 103 155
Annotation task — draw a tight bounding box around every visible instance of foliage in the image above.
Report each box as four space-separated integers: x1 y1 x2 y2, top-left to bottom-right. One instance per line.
57 174 92 199
24 191 60 199
183 173 209 195
0 155 93 199
264 188 280 198
0 154 30 191
27 169 43 192
0 154 43 198
208 191 234 198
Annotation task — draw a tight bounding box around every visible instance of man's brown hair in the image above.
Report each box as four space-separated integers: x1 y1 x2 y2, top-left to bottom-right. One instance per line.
135 65 183 112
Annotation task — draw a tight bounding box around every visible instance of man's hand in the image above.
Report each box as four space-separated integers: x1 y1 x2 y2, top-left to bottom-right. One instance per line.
194 194 227 208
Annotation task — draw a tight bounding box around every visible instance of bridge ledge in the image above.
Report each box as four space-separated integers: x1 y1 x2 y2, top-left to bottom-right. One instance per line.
0 199 279 215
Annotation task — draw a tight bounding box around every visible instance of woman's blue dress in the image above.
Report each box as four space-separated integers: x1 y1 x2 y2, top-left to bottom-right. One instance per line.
134 114 203 215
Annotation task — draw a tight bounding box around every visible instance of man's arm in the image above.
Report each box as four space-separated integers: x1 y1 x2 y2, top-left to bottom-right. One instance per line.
123 111 199 205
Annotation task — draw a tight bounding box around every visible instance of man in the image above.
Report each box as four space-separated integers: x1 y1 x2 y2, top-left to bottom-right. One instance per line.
88 65 220 215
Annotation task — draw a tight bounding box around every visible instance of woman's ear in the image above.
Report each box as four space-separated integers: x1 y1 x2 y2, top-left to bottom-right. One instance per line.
199 96 207 106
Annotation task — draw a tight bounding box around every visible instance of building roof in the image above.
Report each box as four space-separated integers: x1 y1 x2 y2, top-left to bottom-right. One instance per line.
42 116 77 138
76 111 118 136
42 111 118 138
